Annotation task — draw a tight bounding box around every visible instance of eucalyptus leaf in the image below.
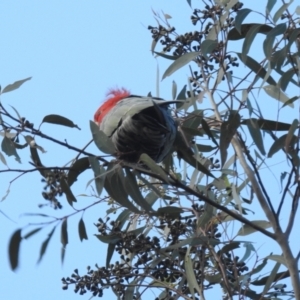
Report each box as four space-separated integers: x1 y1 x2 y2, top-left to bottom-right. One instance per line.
266 0 277 15
78 218 88 241
220 111 241 167
1 136 21 163
88 156 105 196
9 229 22 270
246 119 266 155
273 0 293 23
60 178 77 206
236 53 276 85
61 219 68 250
90 121 115 154
2 77 32 94
235 9 252 34
37 227 56 264
237 220 271 236
242 24 263 62
201 39 218 59
68 157 90 186
263 23 286 59
162 52 200 80
263 85 293 107
42 114 80 130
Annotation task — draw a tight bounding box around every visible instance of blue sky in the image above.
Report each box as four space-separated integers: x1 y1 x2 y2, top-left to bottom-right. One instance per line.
0 0 299 299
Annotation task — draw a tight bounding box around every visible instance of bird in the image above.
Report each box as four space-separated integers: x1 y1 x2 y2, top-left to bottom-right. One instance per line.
94 88 178 163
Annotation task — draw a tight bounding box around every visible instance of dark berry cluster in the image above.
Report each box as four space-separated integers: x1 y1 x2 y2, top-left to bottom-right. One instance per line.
41 169 65 209
148 3 243 96
20 117 34 129
63 208 229 298
221 253 249 281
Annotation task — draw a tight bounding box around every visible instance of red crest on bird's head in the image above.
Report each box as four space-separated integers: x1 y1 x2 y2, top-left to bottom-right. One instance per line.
94 88 131 124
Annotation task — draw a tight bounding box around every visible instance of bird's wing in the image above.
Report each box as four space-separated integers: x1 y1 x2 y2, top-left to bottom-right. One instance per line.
100 97 178 136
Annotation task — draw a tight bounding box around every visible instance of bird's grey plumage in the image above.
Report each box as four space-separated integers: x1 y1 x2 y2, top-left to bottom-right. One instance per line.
99 96 177 162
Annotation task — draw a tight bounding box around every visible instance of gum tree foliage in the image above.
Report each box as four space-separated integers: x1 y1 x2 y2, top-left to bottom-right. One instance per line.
1 0 300 299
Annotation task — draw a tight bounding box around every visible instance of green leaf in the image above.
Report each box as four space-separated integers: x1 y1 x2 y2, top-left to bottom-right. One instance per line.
267 254 287 267
37 226 56 264
197 203 215 228
172 80 177 100
205 273 222 284
246 119 266 155
262 262 281 295
145 191 159 207
235 9 252 34
68 157 90 186
151 38 158 54
252 270 291 286
273 0 293 24
61 219 68 264
201 118 218 146
61 219 68 248
114 209 131 230
9 229 22 270
218 241 241 256
123 169 153 212
252 258 268 275
162 52 200 80
279 68 297 91
42 114 80 130
286 28 300 51
0 151 8 166
23 228 43 240
268 134 288 157
174 133 213 177
176 84 187 109
196 144 216 152
140 154 170 183
154 51 177 60
88 156 105 196
95 233 122 244
104 164 140 213
237 220 271 236
263 23 286 59
240 242 255 263
25 135 46 153
155 206 184 218
90 121 115 154
263 85 293 107
242 118 291 131
236 53 276 85
29 146 45 177
201 39 218 59
1 136 21 163
176 84 187 100
228 23 272 40
266 0 277 15
78 218 88 241
9 105 22 121
2 77 32 94
242 24 264 62
60 178 77 207
285 119 298 152
272 47 287 70
220 111 241 167
185 247 202 298
182 110 203 129
282 96 299 108
106 243 116 269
